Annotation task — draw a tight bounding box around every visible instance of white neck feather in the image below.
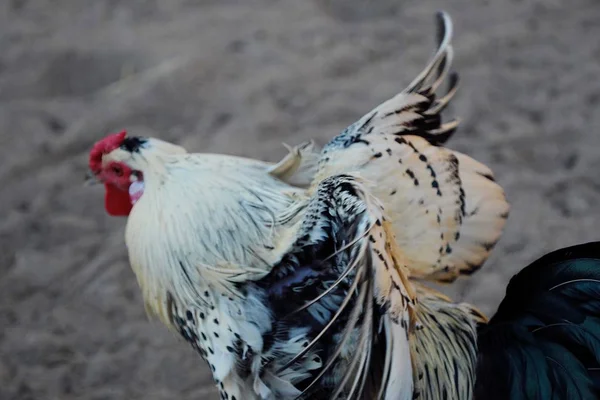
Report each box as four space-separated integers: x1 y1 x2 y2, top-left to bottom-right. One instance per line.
123 151 306 322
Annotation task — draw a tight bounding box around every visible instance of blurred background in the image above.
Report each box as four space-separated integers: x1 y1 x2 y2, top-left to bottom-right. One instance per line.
1 0 599 399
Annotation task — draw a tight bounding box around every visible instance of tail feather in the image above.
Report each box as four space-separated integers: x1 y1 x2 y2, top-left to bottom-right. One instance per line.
475 242 600 399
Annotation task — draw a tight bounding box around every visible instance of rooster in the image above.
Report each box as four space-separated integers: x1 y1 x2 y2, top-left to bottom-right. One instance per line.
88 12 515 399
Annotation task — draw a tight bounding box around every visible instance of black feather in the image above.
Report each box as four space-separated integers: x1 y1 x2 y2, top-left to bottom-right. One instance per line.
120 136 147 153
475 242 600 399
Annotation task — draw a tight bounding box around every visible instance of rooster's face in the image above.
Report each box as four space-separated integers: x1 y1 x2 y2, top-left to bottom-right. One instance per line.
88 131 146 217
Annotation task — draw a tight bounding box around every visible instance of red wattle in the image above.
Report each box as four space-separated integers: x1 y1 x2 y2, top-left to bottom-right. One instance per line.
104 183 133 216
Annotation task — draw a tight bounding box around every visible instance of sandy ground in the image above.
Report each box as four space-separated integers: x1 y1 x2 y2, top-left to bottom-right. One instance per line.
1 0 600 399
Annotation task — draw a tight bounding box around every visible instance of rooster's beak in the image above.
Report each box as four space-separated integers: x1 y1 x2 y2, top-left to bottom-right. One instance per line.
84 170 101 186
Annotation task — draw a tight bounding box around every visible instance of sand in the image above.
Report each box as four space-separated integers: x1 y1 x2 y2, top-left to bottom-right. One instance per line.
2 0 600 399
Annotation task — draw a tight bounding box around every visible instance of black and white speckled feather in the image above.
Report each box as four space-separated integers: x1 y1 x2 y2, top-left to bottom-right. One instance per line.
157 174 417 400
254 174 416 399
313 12 509 283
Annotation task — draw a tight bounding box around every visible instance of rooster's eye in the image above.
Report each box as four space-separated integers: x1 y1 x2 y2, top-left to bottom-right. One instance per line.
112 166 123 177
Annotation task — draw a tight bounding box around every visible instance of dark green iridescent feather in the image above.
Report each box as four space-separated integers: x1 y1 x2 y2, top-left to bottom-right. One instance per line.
475 242 600 399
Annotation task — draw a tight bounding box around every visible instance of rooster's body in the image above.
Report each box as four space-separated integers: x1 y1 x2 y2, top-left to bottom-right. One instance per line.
86 12 600 400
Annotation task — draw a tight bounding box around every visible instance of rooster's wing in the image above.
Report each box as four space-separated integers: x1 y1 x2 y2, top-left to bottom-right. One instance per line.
312 12 509 283
257 174 417 399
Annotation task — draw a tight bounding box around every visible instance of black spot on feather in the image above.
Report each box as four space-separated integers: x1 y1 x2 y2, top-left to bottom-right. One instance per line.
481 241 496 251
478 171 495 182
427 165 436 178
462 262 481 275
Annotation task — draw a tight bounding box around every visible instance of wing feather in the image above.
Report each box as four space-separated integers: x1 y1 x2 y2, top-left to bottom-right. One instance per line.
313 11 509 283
259 174 416 399
268 140 320 188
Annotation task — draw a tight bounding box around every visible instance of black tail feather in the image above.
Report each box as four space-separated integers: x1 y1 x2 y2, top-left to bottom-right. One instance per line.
475 242 600 399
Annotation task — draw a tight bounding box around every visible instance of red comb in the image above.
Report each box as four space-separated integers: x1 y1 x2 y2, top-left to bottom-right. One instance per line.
89 130 127 173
